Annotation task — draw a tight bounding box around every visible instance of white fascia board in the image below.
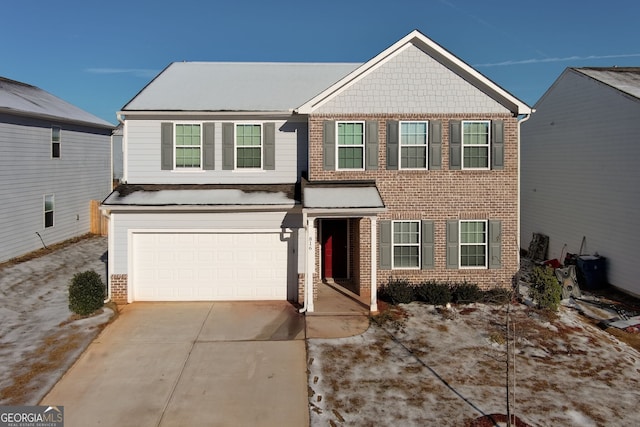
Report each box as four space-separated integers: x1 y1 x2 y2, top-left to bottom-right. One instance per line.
100 204 298 213
117 110 295 119
303 207 386 217
296 30 531 115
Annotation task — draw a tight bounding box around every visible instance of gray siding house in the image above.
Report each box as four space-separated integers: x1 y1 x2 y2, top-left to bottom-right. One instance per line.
0 77 114 262
521 67 640 296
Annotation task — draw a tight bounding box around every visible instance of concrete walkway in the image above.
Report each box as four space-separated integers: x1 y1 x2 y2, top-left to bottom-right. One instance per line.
41 302 308 427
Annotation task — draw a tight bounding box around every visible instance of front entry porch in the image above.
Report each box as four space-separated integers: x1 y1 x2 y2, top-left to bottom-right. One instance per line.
301 179 386 314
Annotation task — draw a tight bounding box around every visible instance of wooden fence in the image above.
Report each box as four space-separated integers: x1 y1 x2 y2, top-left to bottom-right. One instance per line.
90 200 109 236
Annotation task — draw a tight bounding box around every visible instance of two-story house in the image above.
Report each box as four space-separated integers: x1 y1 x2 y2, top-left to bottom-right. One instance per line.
0 77 114 263
101 30 531 312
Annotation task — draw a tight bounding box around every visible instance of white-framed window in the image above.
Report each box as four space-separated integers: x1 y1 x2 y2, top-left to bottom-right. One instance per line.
236 123 262 169
51 126 61 158
44 194 54 228
392 220 420 269
336 121 365 170
400 121 428 169
462 120 490 169
459 220 487 268
174 123 202 168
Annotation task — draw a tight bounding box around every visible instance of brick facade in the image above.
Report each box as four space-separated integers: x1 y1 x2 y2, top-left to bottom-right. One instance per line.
308 113 519 291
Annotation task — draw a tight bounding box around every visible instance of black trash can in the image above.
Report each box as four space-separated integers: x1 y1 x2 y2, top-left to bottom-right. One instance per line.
576 255 607 290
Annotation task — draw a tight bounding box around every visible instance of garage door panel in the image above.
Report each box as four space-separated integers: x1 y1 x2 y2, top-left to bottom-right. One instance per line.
132 232 288 301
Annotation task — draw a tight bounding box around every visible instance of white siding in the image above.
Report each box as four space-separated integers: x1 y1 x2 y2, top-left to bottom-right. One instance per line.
521 70 640 295
124 118 306 184
316 45 510 115
109 211 302 274
0 116 111 262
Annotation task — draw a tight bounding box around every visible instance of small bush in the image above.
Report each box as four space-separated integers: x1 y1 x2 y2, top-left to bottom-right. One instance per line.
529 266 562 311
482 287 513 304
379 278 415 304
451 281 482 303
69 270 105 315
415 281 452 306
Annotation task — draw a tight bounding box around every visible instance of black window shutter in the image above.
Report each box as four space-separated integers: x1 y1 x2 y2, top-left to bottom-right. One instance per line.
161 122 173 170
449 120 461 170
429 120 442 170
203 122 215 170
222 123 234 170
489 220 502 269
263 122 276 170
365 120 378 170
323 121 335 170
386 120 398 170
421 220 435 270
446 220 459 269
379 220 392 269
492 120 504 170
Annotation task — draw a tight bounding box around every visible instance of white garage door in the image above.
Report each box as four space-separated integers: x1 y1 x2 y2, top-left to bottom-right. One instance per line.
132 232 289 301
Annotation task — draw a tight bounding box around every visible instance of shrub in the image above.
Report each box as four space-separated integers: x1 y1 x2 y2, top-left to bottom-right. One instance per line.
379 278 415 304
451 281 482 303
415 281 452 306
69 270 105 315
529 266 562 311
482 287 513 304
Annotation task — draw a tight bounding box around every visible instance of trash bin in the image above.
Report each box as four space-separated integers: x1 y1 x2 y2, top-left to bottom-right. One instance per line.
576 255 607 290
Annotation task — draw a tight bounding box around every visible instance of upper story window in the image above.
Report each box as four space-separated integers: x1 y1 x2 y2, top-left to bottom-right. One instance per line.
236 124 262 169
44 194 54 228
400 121 428 169
51 126 61 158
462 121 490 169
459 220 487 268
337 122 364 170
392 220 421 268
175 124 202 168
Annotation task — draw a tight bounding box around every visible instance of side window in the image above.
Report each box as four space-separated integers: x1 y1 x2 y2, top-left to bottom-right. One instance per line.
52 126 61 158
392 221 420 268
400 121 428 169
175 124 202 168
462 121 490 169
336 122 364 170
236 124 262 169
44 194 54 228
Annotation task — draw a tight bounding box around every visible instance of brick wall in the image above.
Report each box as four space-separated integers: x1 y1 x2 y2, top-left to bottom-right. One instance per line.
110 274 128 304
308 113 519 290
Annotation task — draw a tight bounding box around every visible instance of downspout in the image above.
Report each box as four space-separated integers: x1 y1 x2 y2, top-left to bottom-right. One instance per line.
103 113 126 305
517 112 532 267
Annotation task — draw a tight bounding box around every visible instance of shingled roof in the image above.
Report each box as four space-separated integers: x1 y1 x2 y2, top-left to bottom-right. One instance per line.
0 77 114 128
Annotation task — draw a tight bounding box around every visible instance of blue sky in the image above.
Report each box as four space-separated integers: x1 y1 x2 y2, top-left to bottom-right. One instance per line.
2 0 639 124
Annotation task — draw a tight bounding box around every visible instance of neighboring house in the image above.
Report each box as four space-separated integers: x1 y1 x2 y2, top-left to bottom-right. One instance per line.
521 67 640 297
101 30 531 311
0 77 114 263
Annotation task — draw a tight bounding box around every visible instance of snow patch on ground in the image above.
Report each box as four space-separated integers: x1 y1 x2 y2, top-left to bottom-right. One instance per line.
0 236 113 405
308 302 640 426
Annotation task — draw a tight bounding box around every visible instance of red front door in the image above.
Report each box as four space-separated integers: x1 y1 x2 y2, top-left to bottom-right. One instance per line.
322 219 348 279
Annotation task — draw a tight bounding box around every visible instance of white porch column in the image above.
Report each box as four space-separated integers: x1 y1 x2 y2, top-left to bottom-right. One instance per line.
370 216 378 313
306 216 315 312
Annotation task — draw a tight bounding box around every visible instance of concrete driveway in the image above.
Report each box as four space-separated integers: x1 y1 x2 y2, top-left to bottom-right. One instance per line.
41 302 308 427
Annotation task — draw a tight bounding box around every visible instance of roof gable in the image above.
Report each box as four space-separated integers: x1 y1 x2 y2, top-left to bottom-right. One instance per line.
296 30 531 115
0 77 114 128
